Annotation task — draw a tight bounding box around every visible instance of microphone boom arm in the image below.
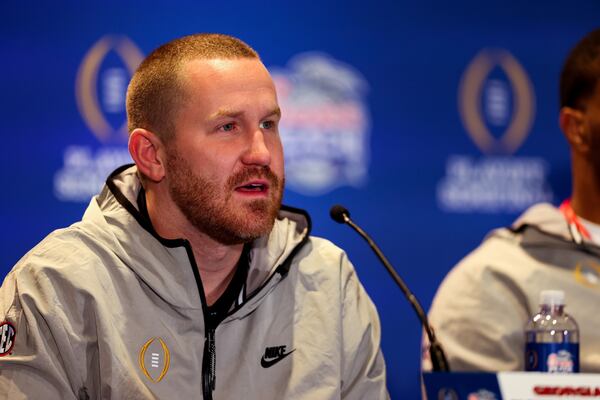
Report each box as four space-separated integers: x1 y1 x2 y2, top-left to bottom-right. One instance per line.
336 210 450 372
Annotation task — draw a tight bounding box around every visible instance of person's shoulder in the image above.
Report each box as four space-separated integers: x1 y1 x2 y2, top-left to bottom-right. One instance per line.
430 206 552 313
460 227 523 270
307 235 344 252
511 202 561 231
303 235 349 263
431 214 528 298
292 235 354 276
434 229 530 302
446 203 559 281
457 203 564 275
9 223 111 289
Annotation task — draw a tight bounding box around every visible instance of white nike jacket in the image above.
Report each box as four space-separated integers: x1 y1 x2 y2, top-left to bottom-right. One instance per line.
424 203 600 372
0 165 388 399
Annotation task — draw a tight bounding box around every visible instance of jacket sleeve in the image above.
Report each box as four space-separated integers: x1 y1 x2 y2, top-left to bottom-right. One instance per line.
339 255 389 400
0 268 81 400
423 249 530 372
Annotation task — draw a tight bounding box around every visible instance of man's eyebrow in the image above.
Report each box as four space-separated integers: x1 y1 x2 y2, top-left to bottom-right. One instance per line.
269 107 282 117
208 109 244 119
208 107 282 119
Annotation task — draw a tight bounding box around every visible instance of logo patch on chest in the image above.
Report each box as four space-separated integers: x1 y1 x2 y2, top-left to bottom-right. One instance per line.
260 345 295 368
0 322 16 356
574 260 600 287
138 337 170 383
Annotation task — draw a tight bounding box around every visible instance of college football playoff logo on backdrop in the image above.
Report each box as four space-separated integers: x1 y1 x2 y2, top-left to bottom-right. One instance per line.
437 48 552 213
54 35 143 202
75 35 144 143
458 49 535 155
271 53 370 195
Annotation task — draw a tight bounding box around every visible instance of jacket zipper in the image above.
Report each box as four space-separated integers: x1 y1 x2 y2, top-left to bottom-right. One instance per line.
179 240 216 399
202 325 216 400
179 220 311 399
199 271 285 399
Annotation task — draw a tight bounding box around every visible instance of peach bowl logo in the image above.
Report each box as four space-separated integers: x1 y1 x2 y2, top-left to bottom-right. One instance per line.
547 350 574 373
467 389 498 400
271 53 370 195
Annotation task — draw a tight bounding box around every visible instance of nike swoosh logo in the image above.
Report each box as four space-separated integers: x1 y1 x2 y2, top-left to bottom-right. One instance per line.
260 349 295 368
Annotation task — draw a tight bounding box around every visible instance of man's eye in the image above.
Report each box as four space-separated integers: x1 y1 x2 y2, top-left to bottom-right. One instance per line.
260 121 274 129
221 123 235 132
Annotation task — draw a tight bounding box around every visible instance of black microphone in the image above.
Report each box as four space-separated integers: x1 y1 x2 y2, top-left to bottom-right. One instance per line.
329 204 450 372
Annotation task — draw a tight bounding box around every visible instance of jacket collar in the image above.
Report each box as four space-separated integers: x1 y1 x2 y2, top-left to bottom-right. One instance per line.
511 203 571 240
505 202 600 256
82 164 311 310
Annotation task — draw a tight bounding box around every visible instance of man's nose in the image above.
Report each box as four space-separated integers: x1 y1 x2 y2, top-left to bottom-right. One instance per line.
241 129 271 166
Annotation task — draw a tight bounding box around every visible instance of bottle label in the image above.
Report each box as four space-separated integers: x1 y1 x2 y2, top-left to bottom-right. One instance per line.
525 342 579 373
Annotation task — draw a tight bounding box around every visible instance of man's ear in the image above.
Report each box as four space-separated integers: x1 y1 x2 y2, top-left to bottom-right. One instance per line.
559 107 590 154
129 128 166 182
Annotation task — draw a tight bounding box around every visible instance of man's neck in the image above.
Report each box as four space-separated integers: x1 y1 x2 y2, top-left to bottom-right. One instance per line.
188 238 244 306
571 157 600 225
145 188 244 306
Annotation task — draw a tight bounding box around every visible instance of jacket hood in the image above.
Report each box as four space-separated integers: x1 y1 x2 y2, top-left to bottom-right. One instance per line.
511 203 571 240
80 164 311 310
488 202 600 256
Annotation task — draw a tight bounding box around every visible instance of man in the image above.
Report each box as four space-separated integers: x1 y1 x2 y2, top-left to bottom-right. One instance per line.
423 28 600 372
0 34 387 399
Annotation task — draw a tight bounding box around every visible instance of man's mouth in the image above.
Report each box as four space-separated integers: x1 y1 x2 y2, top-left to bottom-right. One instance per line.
235 181 269 194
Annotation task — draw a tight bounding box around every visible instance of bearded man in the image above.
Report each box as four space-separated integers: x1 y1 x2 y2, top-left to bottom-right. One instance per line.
0 34 387 399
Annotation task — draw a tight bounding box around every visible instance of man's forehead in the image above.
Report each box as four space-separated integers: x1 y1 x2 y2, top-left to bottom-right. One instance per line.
175 57 279 120
181 57 269 80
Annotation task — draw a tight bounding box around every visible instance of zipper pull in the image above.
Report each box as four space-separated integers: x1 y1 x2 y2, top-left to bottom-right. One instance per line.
203 328 216 398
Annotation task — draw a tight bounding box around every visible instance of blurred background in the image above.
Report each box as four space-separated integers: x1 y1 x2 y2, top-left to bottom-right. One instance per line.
2 1 599 398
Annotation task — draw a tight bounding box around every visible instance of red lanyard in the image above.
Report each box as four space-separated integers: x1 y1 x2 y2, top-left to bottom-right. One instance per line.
559 199 591 243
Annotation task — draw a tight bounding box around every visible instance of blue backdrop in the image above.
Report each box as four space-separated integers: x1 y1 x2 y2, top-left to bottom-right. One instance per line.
2 2 599 398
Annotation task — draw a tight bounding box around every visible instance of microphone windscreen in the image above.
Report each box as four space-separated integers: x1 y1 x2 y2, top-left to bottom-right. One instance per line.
329 205 350 223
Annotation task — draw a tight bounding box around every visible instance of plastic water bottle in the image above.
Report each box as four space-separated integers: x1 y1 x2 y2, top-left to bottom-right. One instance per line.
525 290 579 373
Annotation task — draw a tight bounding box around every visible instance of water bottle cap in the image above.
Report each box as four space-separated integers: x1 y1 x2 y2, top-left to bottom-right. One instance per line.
540 290 565 306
